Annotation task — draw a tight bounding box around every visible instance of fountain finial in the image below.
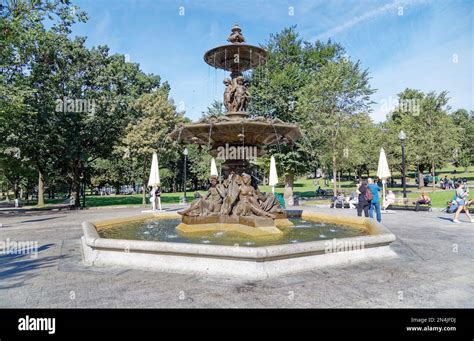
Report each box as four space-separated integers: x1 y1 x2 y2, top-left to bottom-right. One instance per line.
227 24 245 44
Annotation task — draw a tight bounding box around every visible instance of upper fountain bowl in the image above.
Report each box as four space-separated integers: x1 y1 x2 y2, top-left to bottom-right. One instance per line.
204 24 267 72
204 44 267 72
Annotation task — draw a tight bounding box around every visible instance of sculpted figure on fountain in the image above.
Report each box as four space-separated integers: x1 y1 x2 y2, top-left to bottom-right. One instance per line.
178 172 283 219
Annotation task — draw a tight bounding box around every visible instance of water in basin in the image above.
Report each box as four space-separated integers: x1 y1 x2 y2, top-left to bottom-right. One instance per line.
98 218 368 247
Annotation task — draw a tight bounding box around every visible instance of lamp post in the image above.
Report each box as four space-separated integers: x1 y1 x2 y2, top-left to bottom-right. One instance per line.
399 130 407 198
183 148 188 204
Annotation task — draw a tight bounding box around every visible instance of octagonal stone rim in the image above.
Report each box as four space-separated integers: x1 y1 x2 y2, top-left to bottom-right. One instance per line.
81 211 396 262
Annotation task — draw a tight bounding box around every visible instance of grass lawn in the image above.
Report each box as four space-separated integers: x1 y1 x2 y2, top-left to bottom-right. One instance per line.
23 193 197 208
81 193 197 207
18 165 470 209
21 185 462 209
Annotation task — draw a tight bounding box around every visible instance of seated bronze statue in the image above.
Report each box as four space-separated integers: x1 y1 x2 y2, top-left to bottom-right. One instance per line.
178 175 226 216
178 172 283 220
256 188 284 214
231 173 276 219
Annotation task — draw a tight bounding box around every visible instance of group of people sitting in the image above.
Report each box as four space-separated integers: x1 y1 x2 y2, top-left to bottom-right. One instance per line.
332 180 435 220
441 175 468 190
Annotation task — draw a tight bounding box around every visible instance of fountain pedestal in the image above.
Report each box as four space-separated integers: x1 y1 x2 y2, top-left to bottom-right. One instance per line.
176 220 291 237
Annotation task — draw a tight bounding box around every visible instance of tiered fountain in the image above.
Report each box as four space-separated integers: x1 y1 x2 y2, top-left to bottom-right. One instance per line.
169 25 301 235
81 25 396 280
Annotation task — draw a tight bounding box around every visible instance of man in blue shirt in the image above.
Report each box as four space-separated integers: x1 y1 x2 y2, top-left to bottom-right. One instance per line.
367 178 382 223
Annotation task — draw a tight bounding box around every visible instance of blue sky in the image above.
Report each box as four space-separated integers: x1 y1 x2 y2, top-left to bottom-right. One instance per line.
71 0 473 122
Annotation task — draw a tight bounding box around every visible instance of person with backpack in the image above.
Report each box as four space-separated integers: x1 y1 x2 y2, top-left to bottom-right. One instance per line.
356 181 370 217
453 182 473 223
367 178 381 223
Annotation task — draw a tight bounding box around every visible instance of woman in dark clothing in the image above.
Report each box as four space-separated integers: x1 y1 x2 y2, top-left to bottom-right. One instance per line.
357 181 370 217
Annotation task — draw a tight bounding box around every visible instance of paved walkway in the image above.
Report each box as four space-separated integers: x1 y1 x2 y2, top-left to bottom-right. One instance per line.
0 205 472 308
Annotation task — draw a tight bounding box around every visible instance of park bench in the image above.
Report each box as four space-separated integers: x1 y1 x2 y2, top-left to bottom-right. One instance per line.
330 202 351 209
315 189 334 199
385 203 431 212
0 201 16 208
385 198 432 211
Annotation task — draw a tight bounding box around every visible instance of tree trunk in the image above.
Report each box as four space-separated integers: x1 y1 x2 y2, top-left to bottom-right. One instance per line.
418 165 424 190
14 178 20 199
37 170 45 206
431 162 436 193
71 161 82 208
283 173 294 206
332 151 338 194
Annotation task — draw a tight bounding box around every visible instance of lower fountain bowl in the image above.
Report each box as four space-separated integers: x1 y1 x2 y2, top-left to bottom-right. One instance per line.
81 211 396 280
177 214 293 236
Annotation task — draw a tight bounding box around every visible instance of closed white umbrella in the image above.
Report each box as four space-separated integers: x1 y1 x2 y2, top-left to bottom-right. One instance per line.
148 152 161 187
148 152 161 211
377 147 391 210
210 157 218 177
269 156 278 193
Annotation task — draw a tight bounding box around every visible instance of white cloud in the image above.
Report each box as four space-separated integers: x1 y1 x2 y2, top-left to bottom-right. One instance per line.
314 0 427 40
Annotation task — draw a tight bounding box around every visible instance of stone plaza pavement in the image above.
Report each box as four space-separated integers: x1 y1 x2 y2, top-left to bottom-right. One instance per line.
0 204 472 308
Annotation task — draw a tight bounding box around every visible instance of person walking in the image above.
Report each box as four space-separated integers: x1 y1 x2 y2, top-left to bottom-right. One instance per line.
453 182 473 223
367 178 382 223
356 181 370 217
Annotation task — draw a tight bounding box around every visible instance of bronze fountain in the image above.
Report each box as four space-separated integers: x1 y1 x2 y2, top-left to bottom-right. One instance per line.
170 25 301 232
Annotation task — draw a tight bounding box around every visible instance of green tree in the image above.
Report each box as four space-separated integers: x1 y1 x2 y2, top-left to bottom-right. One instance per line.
297 59 375 193
384 89 458 190
249 27 345 201
0 0 87 205
451 109 474 171
339 113 380 181
120 87 183 205
202 100 224 117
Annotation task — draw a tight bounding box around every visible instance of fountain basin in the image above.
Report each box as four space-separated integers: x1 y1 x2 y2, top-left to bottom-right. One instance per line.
81 211 396 280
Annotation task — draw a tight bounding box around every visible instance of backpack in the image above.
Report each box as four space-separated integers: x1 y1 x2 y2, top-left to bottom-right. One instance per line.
365 186 373 202
448 200 459 213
